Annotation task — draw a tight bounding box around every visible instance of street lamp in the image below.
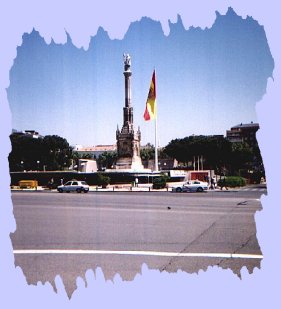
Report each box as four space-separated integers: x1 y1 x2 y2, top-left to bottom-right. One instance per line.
37 160 40 171
20 161 24 171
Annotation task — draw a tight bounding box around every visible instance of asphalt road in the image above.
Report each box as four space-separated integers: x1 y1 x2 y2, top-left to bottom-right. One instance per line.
10 185 266 297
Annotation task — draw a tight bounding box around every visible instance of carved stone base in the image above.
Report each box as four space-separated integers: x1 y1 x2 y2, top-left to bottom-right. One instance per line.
114 155 144 170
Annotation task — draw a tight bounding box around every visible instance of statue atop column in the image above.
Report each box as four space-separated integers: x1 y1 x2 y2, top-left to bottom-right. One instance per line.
123 53 131 71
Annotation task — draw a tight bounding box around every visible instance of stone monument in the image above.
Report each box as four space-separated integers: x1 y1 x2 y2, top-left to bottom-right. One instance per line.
114 54 144 170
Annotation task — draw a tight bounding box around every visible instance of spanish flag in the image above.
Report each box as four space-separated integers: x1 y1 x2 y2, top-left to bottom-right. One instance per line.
144 70 156 121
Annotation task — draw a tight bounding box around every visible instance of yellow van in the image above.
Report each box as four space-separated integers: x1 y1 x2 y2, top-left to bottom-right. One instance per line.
19 180 38 189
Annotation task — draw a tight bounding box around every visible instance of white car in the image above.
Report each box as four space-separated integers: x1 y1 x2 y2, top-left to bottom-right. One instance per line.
172 180 208 193
57 180 89 193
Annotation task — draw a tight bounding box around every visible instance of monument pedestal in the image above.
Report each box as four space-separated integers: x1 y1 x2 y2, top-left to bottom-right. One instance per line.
114 155 144 170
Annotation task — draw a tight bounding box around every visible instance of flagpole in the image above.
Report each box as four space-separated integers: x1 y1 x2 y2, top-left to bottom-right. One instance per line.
154 67 158 172
155 107 159 172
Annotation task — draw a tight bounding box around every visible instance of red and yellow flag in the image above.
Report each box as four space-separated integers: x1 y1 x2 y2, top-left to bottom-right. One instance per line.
144 70 156 121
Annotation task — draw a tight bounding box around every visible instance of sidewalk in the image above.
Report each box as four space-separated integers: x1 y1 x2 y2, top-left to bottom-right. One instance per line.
10 184 242 193
10 184 171 192
89 184 171 192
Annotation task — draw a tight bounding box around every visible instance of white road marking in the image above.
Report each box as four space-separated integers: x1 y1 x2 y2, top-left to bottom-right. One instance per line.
13 249 263 259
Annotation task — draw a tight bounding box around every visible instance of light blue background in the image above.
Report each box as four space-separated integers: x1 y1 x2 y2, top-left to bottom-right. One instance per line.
0 1 280 308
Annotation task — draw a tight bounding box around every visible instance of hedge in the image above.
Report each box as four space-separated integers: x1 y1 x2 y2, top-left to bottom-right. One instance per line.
217 176 246 188
152 176 167 189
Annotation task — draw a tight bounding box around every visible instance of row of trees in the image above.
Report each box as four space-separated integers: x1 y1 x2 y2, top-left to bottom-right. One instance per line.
9 134 73 172
163 135 264 177
9 134 160 172
9 133 264 179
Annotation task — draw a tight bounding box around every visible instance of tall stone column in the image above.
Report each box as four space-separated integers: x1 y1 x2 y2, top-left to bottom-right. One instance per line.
114 54 144 170
123 56 133 127
124 68 131 108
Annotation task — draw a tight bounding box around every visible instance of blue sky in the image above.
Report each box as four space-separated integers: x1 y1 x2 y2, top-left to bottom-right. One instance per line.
7 7 274 147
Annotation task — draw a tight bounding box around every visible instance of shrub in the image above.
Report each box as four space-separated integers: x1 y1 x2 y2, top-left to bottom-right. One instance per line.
217 176 246 188
152 176 167 189
96 173 111 187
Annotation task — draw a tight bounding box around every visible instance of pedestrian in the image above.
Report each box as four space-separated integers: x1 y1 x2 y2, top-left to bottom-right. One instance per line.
135 177 139 187
48 177 54 190
211 177 215 190
220 177 228 190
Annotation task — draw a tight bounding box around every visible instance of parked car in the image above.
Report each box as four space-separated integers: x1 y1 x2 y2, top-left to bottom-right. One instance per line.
57 180 89 193
172 180 208 193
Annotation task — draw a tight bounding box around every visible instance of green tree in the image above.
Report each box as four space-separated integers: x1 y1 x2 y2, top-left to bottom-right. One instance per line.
9 134 73 171
140 143 155 161
164 135 232 173
97 151 117 170
163 135 264 177
41 135 73 170
228 142 253 175
9 134 43 171
81 153 94 159
141 143 170 161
